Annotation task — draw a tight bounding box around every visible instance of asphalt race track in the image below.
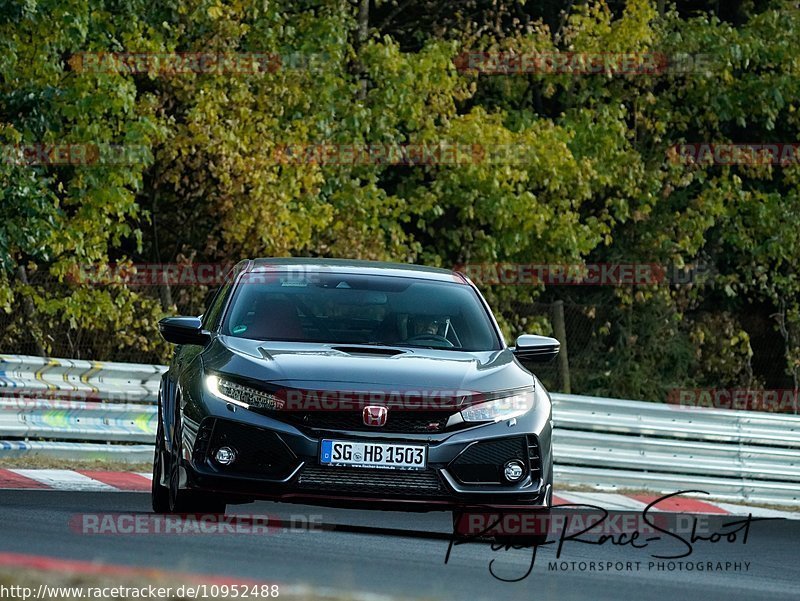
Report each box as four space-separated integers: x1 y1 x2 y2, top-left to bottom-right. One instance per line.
0 491 797 601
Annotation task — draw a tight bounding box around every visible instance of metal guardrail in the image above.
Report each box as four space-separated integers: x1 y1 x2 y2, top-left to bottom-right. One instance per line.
552 393 800 447
554 430 799 480
551 392 800 505
0 399 157 443
0 354 164 403
0 355 798 505
0 354 162 463
0 440 156 462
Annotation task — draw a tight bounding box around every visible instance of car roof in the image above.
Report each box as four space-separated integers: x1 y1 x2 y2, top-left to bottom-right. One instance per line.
246 258 466 284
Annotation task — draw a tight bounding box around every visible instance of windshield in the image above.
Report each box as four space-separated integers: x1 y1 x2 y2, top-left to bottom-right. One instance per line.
221 270 500 351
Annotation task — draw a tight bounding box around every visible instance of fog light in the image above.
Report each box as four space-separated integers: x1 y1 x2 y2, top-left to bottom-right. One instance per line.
503 460 525 482
215 446 236 465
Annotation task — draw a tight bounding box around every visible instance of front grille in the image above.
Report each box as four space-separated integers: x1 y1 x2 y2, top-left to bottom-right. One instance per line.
280 411 451 434
296 465 446 496
203 419 299 479
449 437 528 484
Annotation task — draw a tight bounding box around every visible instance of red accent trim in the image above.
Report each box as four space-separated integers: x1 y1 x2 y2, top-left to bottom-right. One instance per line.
275 492 548 510
551 494 571 506
0 469 49 489
629 494 729 514
192 477 549 510
0 552 269 586
76 471 151 491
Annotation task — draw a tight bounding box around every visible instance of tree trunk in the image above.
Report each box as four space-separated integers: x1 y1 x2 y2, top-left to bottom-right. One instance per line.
356 0 369 99
552 300 571 393
17 265 46 357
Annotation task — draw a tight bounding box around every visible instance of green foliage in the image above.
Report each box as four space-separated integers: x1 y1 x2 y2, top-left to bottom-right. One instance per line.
2 0 800 402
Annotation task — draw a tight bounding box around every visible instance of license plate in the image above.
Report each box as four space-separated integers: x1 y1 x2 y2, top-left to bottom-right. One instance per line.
320 440 427 470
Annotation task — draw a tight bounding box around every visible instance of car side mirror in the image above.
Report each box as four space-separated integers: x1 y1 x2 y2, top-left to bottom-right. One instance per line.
159 316 211 346
511 334 560 362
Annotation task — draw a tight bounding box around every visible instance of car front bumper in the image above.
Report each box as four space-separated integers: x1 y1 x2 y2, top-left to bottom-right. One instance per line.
178 406 553 511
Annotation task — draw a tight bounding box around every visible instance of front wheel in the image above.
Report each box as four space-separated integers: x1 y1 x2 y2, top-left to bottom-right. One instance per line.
151 413 170 513
166 417 226 515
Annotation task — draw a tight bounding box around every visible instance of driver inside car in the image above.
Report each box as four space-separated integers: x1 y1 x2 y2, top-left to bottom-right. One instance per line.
411 316 441 336
408 315 453 342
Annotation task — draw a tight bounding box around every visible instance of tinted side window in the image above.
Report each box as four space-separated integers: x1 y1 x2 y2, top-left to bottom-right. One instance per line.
202 283 231 331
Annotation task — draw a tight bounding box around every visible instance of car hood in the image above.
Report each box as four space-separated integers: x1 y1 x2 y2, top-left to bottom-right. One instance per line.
202 335 534 394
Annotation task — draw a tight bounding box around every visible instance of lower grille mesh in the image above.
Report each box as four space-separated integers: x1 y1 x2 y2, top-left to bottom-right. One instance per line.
297 465 446 496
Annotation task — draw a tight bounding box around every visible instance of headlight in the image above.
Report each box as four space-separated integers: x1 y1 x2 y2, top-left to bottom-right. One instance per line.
460 390 534 422
205 374 284 410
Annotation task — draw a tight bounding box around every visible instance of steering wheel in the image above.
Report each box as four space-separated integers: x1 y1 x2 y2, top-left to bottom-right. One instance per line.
405 334 455 348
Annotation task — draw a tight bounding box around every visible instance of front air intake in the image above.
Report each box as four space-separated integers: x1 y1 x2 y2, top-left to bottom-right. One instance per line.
449 437 528 484
526 434 542 480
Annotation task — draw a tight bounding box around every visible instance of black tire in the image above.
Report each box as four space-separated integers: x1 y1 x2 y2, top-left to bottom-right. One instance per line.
166 413 226 515
151 409 170 513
